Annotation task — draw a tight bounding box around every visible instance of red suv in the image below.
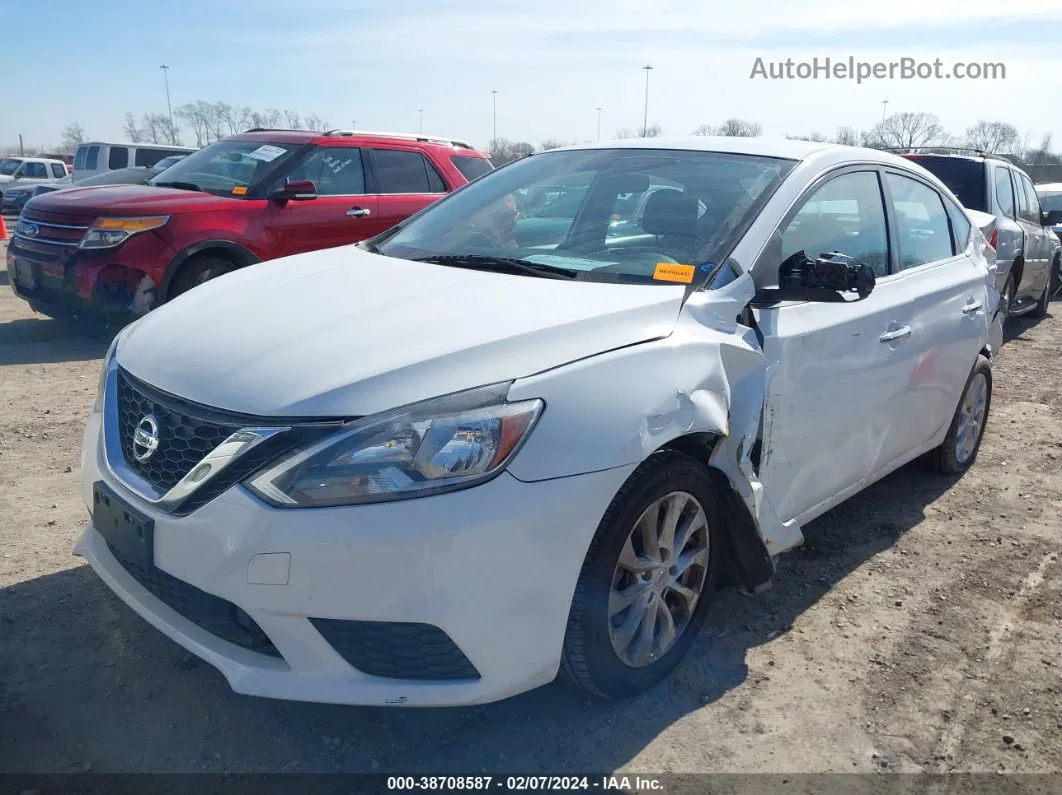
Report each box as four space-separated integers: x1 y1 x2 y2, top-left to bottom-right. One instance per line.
8 130 493 320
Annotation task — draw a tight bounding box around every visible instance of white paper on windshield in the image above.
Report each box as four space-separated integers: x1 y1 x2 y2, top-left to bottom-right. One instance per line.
525 254 614 272
246 144 287 163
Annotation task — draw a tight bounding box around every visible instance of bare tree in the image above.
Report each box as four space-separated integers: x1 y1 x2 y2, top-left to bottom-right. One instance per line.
283 109 302 130
176 102 213 146
224 105 253 135
642 123 663 138
786 132 828 142
715 118 762 137
60 123 86 152
140 113 171 144
489 138 535 165
691 124 716 136
835 126 860 147
964 121 1020 154
539 138 569 151
304 114 328 132
866 112 945 151
615 127 638 139
123 113 144 143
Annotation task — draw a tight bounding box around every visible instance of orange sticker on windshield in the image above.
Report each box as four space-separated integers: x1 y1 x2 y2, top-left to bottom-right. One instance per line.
653 263 696 283
231 186 248 195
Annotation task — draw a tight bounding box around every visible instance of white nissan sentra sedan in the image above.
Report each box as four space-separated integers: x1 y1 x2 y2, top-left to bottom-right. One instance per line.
76 138 1002 706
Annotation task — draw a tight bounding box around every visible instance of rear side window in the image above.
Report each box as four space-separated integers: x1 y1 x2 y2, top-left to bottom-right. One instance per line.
993 167 1015 217
1013 171 1030 220
451 156 494 182
50 163 66 178
134 148 176 167
886 173 955 269
1019 174 1041 222
374 149 446 194
85 146 99 170
945 199 972 251
108 146 129 169
906 157 986 212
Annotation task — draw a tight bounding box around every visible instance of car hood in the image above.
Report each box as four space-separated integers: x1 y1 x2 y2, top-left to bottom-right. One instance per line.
27 184 237 215
118 246 686 417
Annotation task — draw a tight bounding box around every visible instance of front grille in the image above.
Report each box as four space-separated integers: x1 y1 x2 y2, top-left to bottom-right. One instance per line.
117 370 242 492
310 619 480 681
13 210 88 267
107 542 282 658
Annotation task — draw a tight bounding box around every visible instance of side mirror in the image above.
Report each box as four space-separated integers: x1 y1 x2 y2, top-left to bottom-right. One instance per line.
272 178 318 202
1042 209 1062 227
780 252 876 300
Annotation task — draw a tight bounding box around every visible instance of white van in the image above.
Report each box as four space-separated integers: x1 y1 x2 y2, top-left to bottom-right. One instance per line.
72 141 196 179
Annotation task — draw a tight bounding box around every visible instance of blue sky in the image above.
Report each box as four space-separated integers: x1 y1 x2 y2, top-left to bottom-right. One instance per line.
5 0 1062 151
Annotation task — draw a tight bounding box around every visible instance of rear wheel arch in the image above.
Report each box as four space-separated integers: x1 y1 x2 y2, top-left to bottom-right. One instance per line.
161 241 259 301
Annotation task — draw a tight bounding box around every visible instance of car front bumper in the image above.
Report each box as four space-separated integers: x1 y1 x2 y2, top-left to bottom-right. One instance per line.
75 410 634 706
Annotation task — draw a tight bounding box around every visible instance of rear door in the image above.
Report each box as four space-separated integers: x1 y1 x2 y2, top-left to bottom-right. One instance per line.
881 170 990 451
264 145 378 257
1017 172 1051 298
367 147 449 235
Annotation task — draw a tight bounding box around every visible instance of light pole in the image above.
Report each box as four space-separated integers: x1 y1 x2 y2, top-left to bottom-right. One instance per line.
159 64 174 144
418 109 424 133
491 90 498 148
641 65 653 137
596 107 602 142
881 99 889 125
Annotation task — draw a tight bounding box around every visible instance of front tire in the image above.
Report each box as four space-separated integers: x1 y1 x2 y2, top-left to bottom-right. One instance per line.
169 255 235 298
927 355 992 475
560 451 724 699
1035 256 1060 318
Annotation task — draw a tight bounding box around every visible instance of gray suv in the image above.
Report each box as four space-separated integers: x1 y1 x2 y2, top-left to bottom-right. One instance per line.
905 152 1061 322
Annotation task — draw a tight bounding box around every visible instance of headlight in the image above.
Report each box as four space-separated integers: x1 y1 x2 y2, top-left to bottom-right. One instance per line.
91 328 132 413
80 216 169 250
246 384 543 507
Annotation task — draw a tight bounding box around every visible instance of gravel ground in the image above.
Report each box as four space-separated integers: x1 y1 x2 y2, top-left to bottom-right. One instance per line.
0 237 1060 776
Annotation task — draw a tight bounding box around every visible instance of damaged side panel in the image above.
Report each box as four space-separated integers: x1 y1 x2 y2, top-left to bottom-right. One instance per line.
506 273 802 559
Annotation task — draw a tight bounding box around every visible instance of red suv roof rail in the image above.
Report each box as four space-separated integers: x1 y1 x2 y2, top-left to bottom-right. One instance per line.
322 129 477 150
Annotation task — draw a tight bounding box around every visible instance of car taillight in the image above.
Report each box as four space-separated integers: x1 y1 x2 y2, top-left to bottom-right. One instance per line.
987 228 998 250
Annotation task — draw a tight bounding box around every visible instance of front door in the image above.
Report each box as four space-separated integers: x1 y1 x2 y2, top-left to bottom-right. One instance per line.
265 146 379 257
754 169 919 524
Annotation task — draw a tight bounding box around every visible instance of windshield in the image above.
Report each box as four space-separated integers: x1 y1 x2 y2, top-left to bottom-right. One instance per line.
0 159 23 176
147 140 297 196
377 148 794 284
1037 191 1062 214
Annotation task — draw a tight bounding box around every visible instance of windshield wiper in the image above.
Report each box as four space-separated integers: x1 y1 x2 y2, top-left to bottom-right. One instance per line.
411 254 579 280
152 180 204 192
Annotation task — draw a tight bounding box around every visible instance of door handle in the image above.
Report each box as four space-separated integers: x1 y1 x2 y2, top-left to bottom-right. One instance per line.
962 301 983 315
346 207 372 217
879 326 912 343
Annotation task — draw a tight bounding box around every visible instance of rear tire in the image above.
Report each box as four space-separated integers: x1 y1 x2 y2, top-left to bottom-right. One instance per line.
926 355 992 475
169 255 235 298
560 450 725 700
999 273 1015 327
1036 256 1060 317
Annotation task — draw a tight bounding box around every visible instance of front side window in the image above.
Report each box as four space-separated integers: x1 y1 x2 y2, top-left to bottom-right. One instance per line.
148 140 297 197
50 163 67 178
21 162 47 179
451 156 493 182
85 146 99 171
780 171 890 277
886 173 954 270
109 147 129 169
288 147 365 195
0 159 22 176
375 149 446 194
377 148 794 285
993 167 1015 218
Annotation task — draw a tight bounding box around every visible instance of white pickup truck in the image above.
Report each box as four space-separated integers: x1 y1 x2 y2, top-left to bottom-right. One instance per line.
0 156 70 207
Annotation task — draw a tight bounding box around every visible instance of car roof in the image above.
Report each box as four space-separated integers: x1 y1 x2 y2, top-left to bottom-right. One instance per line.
224 129 487 154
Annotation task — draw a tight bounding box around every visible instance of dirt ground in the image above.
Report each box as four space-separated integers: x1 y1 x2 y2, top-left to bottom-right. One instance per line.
0 235 1060 777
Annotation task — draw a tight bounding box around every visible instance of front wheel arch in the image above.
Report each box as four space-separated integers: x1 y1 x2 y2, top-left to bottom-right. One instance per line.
161 240 259 302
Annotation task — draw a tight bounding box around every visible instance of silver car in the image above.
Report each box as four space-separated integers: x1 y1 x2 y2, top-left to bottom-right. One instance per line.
906 153 1060 322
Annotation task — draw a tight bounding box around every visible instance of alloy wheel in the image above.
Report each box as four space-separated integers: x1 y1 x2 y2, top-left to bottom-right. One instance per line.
608 491 710 668
955 372 988 465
